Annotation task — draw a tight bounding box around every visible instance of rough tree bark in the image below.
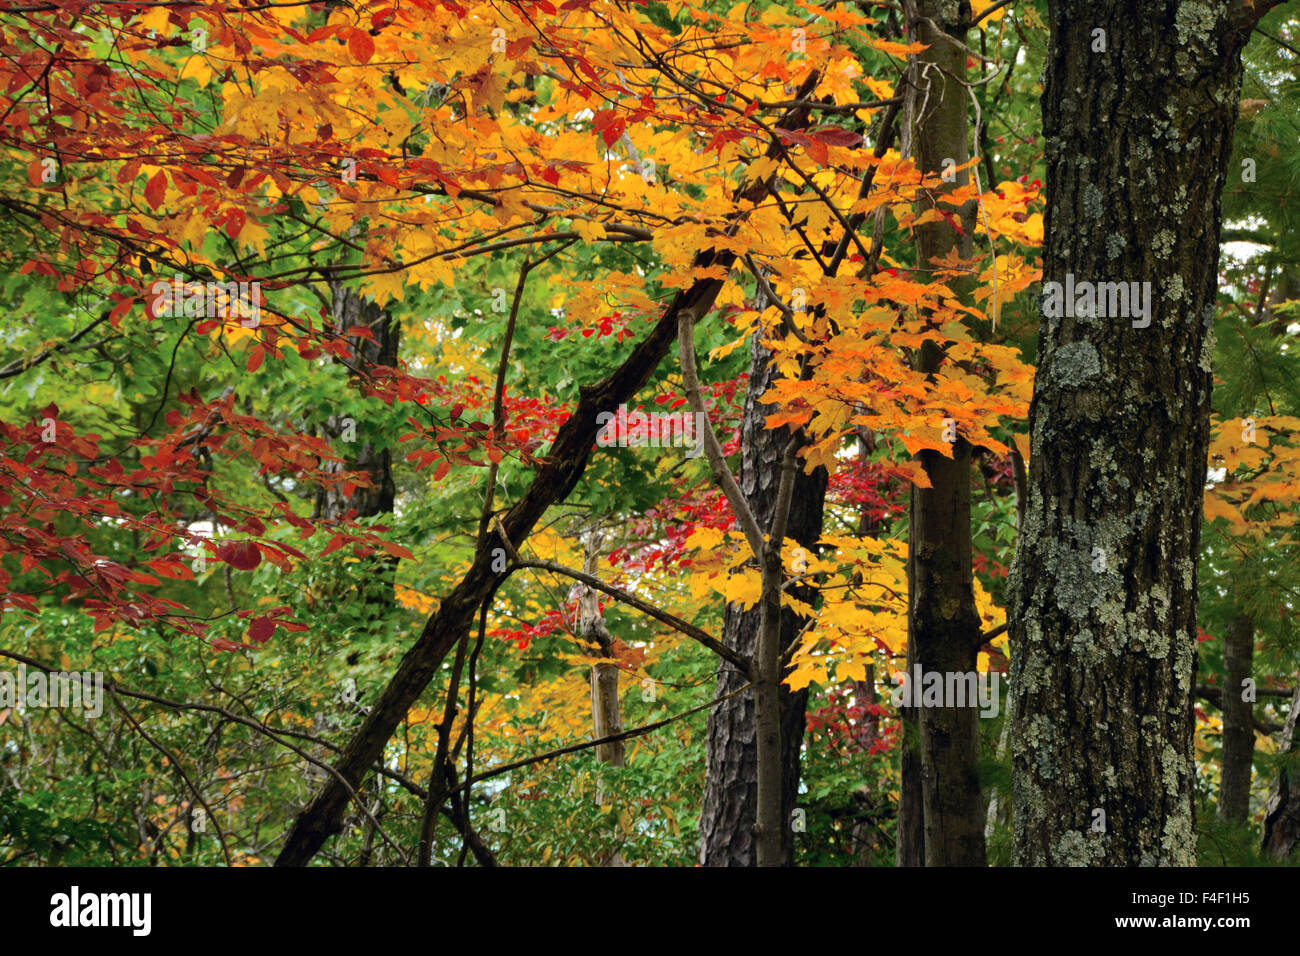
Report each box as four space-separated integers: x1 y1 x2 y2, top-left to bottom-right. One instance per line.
1261 678 1300 858
1219 614 1255 824
1008 0 1276 866
850 433 882 866
697 333 827 867
897 0 987 867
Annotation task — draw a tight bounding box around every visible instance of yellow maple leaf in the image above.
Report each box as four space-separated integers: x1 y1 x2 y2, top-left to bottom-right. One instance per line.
722 568 763 609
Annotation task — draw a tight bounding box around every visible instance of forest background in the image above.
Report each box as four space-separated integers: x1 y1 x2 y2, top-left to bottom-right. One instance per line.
1 0 1298 867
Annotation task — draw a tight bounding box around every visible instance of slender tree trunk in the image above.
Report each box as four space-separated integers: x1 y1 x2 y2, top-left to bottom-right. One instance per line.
698 334 827 867
1262 678 1300 859
752 548 786 866
1265 270 1300 337
1219 615 1255 824
315 283 399 523
315 283 401 617
909 433 987 867
1009 0 1267 866
898 0 986 867
589 667 625 765
897 641 927 865
579 531 625 768
577 530 627 865
850 672 880 866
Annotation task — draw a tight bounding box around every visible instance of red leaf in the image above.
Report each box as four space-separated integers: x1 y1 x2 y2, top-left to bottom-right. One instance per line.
109 295 136 326
149 559 195 581
247 344 265 372
144 170 168 209
809 126 864 148
774 127 811 148
349 29 375 64
307 24 342 42
601 117 626 147
377 539 415 560
320 534 348 558
248 617 276 644
216 540 262 571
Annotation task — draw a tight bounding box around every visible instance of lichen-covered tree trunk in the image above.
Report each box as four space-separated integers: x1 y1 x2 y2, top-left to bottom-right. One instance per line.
898 0 986 867
1219 615 1255 824
1009 0 1267 866
698 333 827 867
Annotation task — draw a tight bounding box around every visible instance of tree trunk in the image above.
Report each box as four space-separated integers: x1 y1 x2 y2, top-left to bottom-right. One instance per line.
697 333 827 866
590 663 625 764
1219 615 1254 824
315 283 401 618
1009 0 1265 866
315 283 399 523
908 434 987 867
577 530 627 865
1261 678 1300 859
898 0 986 867
850 672 880 866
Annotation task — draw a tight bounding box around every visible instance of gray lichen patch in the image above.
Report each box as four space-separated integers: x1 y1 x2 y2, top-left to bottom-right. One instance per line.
1070 627 1110 668
1161 810 1196 865
1051 341 1102 388
1140 624 1172 661
1167 183 1191 219
1054 828 1105 866
1173 624 1196 691
1151 229 1176 259
1199 322 1216 372
1083 182 1104 220
1174 2 1222 79
1174 1 1220 48
1164 274 1185 303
